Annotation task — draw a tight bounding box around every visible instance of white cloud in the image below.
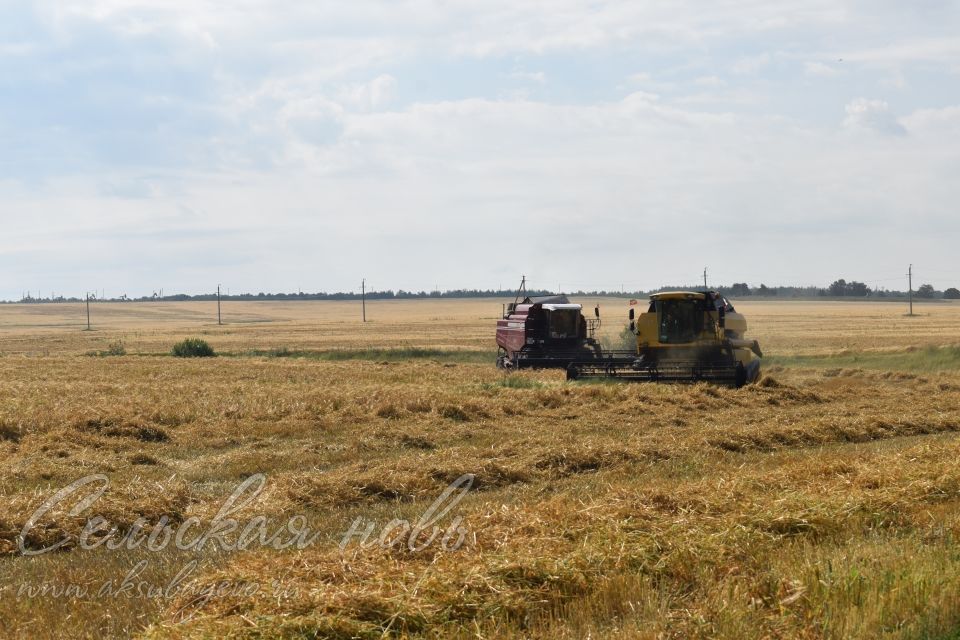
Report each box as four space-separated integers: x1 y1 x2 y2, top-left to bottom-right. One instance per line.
507 70 547 85
279 96 345 146
901 105 960 138
693 75 725 87
879 68 907 89
804 61 840 77
0 42 38 56
732 52 771 75
843 98 907 135
336 75 399 112
838 36 960 67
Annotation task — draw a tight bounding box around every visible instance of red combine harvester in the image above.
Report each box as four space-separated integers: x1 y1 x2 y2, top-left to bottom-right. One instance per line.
496 295 602 369
496 277 606 369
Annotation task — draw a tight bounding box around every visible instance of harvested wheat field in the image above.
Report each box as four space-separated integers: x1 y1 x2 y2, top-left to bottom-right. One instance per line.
1 298 960 639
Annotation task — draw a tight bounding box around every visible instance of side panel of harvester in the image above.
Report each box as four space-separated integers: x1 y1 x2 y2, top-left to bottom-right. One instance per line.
496 303 535 362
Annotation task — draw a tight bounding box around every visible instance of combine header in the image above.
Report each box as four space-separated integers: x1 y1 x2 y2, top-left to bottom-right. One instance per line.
496 282 763 387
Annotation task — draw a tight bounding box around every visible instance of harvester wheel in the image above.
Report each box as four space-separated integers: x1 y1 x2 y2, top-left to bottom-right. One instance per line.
735 362 747 388
566 365 581 381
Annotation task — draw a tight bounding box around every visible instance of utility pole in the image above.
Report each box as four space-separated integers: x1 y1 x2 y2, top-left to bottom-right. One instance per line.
908 264 914 316
217 284 222 325
85 293 91 331
513 275 527 308
361 279 366 322
703 267 708 289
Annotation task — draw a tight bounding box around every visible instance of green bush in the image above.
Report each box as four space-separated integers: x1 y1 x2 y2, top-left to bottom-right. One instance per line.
105 341 126 356
86 340 127 357
171 338 216 358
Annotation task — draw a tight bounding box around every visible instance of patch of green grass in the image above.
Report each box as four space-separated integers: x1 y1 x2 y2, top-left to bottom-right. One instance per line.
481 376 545 390
85 340 127 357
768 345 960 372
241 347 495 364
246 347 293 358
931 628 960 640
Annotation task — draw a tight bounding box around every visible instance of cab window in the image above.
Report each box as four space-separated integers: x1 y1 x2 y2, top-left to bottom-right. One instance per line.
657 299 701 343
548 310 578 339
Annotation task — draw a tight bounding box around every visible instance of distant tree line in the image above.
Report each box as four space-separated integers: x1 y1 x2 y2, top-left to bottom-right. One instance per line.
4 282 959 303
4 288 563 304
721 280 960 300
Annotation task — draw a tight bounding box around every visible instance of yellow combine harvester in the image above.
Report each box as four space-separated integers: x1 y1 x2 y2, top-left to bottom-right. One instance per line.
566 290 763 387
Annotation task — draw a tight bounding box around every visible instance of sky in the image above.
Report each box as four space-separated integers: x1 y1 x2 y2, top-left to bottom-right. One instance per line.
1 0 959 299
